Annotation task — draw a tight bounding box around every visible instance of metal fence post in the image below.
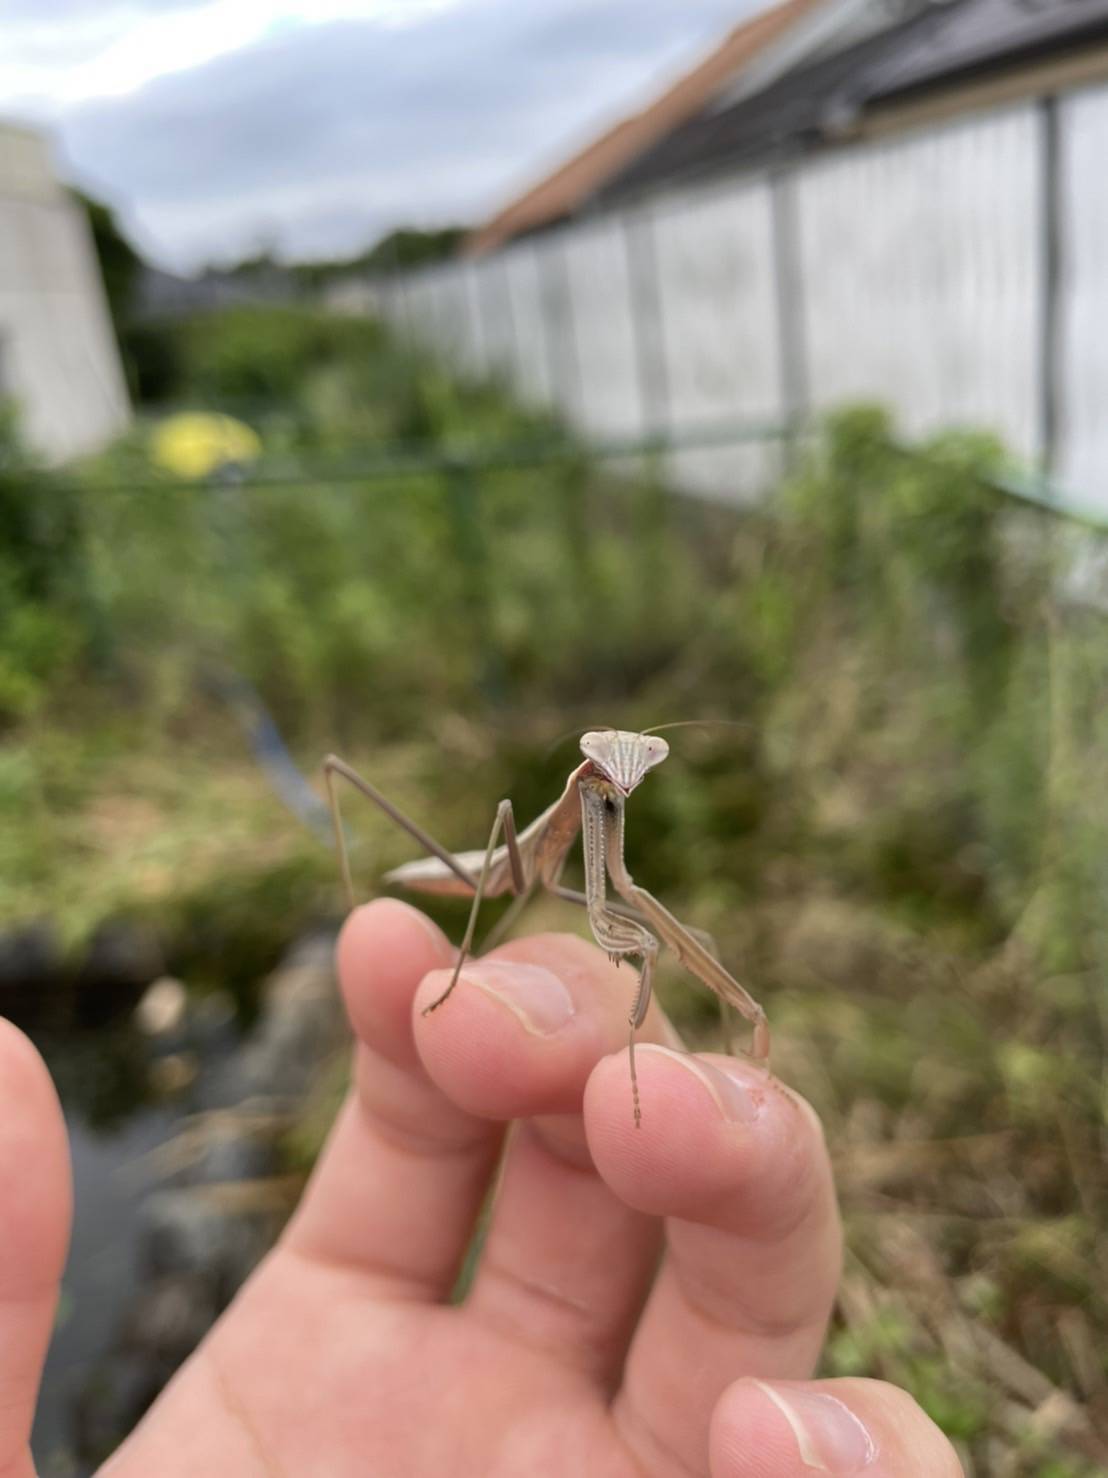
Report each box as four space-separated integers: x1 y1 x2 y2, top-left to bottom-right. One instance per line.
463 261 488 381
1038 93 1063 484
508 246 554 409
769 162 810 474
497 255 523 386
623 208 670 436
539 234 584 420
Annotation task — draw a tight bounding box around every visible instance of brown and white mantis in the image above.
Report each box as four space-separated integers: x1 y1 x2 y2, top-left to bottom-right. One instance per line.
324 730 769 1124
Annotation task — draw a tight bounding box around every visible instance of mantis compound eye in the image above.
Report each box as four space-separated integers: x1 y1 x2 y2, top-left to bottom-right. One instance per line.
642 736 669 765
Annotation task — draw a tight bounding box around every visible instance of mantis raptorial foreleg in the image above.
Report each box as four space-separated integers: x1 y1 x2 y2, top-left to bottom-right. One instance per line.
556 883 735 1059
579 773 770 1123
552 886 720 958
601 794 770 1063
579 784 660 1125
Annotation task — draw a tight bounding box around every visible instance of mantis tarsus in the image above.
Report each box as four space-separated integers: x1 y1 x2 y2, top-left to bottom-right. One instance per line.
324 730 770 1125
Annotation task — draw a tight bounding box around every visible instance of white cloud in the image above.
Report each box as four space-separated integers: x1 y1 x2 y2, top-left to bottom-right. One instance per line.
1 0 463 114
24 0 754 270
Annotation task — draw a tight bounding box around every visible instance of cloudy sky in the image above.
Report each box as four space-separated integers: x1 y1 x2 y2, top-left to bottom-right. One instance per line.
4 0 755 272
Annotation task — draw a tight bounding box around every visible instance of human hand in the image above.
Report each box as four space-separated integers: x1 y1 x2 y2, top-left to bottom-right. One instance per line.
4 900 962 1475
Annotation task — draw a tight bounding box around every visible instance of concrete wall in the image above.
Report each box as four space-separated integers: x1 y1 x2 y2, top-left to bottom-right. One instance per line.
0 123 130 462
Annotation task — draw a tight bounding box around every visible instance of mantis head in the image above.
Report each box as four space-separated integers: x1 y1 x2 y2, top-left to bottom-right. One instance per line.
579 730 670 796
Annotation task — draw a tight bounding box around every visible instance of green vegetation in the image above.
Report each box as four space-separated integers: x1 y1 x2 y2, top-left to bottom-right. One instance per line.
288 225 468 294
1 308 1106 1473
76 193 143 337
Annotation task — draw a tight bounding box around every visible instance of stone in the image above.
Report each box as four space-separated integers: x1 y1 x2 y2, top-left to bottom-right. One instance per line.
233 940 344 1104
74 1350 167 1468
148 1051 198 1097
121 1273 219 1364
74 918 165 1027
0 919 66 1027
140 1184 286 1302
190 1119 282 1185
134 976 188 1036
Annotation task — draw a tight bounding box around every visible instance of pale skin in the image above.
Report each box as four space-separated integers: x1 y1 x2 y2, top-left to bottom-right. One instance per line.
2 904 964 1475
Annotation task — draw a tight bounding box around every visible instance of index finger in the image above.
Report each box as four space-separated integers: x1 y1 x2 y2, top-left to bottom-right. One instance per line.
586 1045 841 1476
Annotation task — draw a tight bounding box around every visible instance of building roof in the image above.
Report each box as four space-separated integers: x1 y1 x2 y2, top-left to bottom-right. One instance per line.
464 0 825 255
865 0 1108 101
599 0 1108 202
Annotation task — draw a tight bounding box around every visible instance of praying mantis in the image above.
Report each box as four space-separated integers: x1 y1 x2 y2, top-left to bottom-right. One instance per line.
324 729 769 1124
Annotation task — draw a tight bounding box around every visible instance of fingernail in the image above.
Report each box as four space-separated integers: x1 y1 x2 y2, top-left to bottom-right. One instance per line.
637 1045 758 1124
386 900 454 954
401 898 457 957
754 1382 877 1472
460 960 575 1036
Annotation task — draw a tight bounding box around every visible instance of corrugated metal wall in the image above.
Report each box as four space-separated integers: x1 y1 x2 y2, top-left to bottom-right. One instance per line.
797 105 1042 460
1059 86 1108 508
362 83 1108 514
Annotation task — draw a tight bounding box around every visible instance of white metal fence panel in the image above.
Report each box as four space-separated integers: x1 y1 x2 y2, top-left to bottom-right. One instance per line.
528 234 578 420
649 178 781 427
647 176 784 500
360 93 1108 511
473 254 516 381
428 267 470 368
797 107 1042 461
456 262 488 378
1058 85 1108 514
403 271 435 348
502 241 554 408
393 277 416 346
559 213 643 437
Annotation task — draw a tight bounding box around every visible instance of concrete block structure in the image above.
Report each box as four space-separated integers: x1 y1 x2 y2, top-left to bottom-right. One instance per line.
0 121 130 462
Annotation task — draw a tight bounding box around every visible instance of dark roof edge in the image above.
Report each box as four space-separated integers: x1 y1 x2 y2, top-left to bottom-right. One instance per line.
867 17 1108 107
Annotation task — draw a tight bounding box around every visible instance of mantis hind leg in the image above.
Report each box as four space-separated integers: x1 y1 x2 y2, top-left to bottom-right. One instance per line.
323 754 480 906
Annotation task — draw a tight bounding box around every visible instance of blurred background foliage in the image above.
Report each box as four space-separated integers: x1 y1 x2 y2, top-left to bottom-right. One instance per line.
1 305 1106 1473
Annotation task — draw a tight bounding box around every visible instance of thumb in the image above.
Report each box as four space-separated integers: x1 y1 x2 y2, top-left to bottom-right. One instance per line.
711 1376 963 1477
0 1020 72 1478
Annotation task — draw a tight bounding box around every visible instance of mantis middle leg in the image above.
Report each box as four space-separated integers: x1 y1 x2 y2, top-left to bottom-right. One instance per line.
422 798 522 1014
323 756 527 1008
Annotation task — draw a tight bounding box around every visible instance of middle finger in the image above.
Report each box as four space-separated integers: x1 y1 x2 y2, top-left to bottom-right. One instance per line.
414 932 675 1386
587 1045 841 1476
